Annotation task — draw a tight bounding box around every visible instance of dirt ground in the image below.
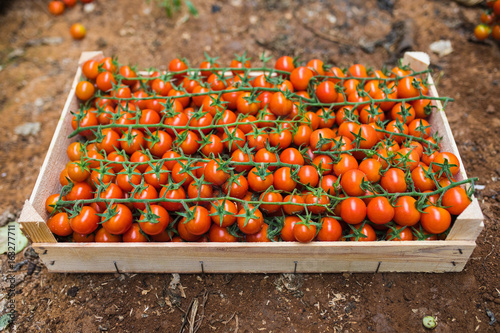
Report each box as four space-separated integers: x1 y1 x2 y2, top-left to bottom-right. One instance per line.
0 0 499 332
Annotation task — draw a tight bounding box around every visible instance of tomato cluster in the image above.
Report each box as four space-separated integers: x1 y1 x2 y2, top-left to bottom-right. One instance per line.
45 53 474 244
474 1 500 41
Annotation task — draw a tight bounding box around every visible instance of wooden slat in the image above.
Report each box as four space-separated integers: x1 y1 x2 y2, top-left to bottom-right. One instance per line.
33 241 474 273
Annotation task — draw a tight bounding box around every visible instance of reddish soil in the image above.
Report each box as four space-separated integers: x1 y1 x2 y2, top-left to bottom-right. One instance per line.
0 0 499 332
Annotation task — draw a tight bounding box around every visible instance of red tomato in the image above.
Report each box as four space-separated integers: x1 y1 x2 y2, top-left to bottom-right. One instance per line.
420 206 451 234
132 184 158 210
209 224 237 242
393 196 420 227
237 205 264 235
101 204 133 235
273 167 296 192
340 169 367 197
358 158 382 183
275 56 295 74
183 206 211 236
316 217 342 241
259 192 283 214
47 212 72 236
349 223 376 241
333 154 358 176
48 1 64 15
138 205 170 236
386 226 413 241
281 216 299 241
246 224 273 242
367 197 394 225
340 197 366 224
305 193 330 214
95 228 122 243
70 23 86 40
123 223 149 242
442 186 471 216
290 66 314 91
380 168 407 193
66 182 93 201
248 167 274 192
315 81 338 104
411 163 436 192
222 175 249 199
283 194 305 215
204 159 230 186
210 199 237 227
432 152 460 176
293 223 317 243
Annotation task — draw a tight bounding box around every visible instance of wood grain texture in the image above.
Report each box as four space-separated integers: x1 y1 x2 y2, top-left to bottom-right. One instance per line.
33 241 474 273
19 51 484 273
19 200 57 243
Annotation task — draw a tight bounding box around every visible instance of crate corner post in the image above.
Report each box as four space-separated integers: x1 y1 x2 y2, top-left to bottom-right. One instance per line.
19 200 57 244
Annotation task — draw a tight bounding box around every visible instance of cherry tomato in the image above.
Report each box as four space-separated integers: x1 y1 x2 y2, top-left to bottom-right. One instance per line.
316 217 342 241
101 203 133 235
182 206 211 236
474 24 491 40
432 152 460 176
293 223 317 243
349 223 376 241
386 226 413 241
340 197 366 224
137 205 170 236
209 224 237 242
340 169 367 197
273 167 296 192
70 23 86 40
393 196 420 227
47 212 72 236
442 186 471 216
237 205 264 235
248 167 274 192
420 206 451 234
380 168 407 193
290 66 314 91
123 223 149 242
210 199 237 227
70 206 100 235
94 228 122 242
367 196 394 225
275 56 295 74
48 1 64 15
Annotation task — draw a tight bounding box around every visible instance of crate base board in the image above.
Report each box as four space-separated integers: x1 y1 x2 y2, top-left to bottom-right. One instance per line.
33 241 475 273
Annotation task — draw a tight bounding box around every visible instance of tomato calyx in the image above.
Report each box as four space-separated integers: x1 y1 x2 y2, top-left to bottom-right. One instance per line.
233 51 252 67
138 204 161 224
345 221 371 241
236 203 261 228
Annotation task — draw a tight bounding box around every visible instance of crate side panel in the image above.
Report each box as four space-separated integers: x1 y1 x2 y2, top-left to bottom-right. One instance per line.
25 52 103 241
404 52 483 242
34 242 474 273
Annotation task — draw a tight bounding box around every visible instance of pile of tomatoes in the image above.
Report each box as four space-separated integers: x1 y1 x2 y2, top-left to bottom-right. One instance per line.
44 53 474 244
474 0 500 41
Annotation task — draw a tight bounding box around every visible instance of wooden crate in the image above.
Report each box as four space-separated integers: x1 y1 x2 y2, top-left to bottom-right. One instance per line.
18 51 484 273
